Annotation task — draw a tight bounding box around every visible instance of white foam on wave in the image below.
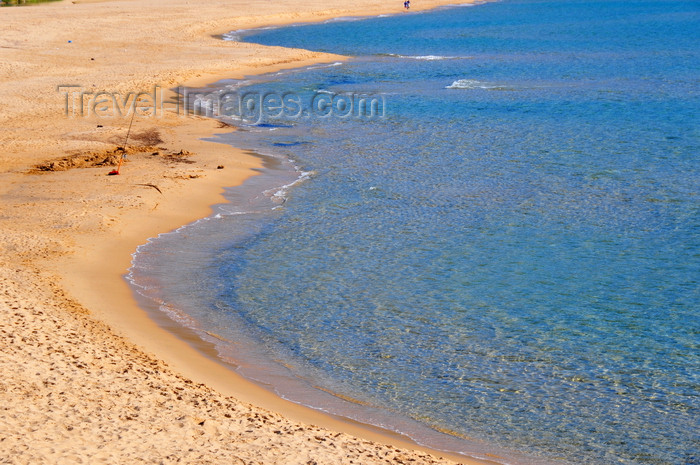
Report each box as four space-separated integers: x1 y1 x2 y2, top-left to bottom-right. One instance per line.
212 209 255 218
264 169 315 206
305 61 344 72
446 79 491 89
410 55 460 61
260 62 344 82
223 79 252 91
324 16 364 23
221 26 279 42
446 79 518 90
387 54 468 61
158 302 201 329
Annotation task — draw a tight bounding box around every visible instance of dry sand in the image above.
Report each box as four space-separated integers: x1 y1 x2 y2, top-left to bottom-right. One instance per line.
0 0 504 463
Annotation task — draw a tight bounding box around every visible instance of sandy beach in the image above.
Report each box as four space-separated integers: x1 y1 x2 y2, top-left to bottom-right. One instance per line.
0 0 506 464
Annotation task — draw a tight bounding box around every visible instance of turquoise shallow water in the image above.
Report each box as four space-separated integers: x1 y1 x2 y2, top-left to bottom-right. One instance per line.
130 1 699 464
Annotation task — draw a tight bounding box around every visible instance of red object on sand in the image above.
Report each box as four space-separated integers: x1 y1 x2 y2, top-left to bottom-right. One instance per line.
108 152 125 175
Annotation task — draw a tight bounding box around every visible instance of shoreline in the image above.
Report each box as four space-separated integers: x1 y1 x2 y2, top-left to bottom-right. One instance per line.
0 0 503 463
122 144 513 464
55 142 490 464
52 82 503 465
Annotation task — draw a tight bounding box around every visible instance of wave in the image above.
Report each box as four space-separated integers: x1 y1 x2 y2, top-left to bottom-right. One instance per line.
409 55 461 61
446 79 520 91
221 26 279 42
382 53 469 61
264 168 315 206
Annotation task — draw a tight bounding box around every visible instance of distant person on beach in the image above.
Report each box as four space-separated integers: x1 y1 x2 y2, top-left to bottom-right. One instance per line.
404 0 410 10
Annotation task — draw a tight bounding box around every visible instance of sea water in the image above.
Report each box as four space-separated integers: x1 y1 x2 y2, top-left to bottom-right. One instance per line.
129 1 699 464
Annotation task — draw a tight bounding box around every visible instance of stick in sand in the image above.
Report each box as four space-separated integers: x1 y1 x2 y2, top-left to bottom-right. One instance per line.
108 109 136 175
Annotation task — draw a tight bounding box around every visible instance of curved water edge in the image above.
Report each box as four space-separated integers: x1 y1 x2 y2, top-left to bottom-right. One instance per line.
129 1 699 465
126 144 532 465
220 1 484 42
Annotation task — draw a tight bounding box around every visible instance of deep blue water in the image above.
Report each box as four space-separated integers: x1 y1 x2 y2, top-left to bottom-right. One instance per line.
131 1 699 464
